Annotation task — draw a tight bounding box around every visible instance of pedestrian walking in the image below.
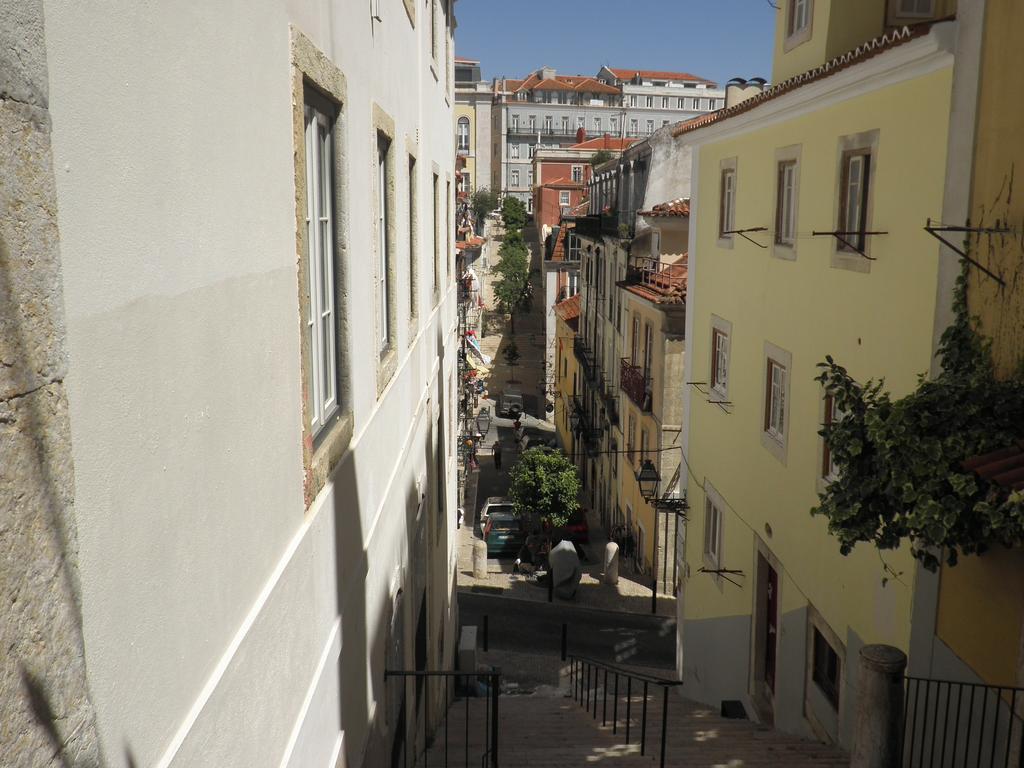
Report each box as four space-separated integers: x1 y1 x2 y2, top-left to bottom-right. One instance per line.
493 439 502 470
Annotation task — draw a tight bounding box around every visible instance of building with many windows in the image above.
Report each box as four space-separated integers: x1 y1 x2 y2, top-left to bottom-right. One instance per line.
3 1 462 767
678 0 959 749
455 56 492 197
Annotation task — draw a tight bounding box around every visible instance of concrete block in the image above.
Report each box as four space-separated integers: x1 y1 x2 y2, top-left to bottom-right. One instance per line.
0 0 49 108
603 541 619 585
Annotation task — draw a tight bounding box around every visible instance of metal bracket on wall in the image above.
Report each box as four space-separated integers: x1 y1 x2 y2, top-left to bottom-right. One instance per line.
697 566 746 588
721 226 769 249
923 218 1008 287
810 229 887 260
687 381 733 413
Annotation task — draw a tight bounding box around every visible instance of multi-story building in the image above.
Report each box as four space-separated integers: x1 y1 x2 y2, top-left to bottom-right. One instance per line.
492 65 722 207
553 293 583 456
455 56 492 197
3 2 461 767
597 67 726 134
678 0 958 748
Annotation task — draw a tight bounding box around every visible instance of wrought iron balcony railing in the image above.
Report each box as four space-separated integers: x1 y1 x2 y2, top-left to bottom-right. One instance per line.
620 358 652 411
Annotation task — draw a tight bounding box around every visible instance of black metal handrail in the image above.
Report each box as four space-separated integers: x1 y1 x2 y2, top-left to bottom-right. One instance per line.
384 669 501 768
568 654 682 768
902 675 1024 767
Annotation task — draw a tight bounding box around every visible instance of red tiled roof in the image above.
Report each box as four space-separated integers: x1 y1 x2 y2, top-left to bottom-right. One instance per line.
607 68 712 84
671 22 944 140
456 235 486 251
962 442 1024 491
569 198 590 216
540 177 584 190
534 78 577 91
550 225 569 261
569 136 636 151
506 73 619 96
554 293 581 326
622 255 687 305
639 198 690 217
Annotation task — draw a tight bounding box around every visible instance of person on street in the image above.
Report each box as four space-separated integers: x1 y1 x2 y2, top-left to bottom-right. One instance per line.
493 439 502 470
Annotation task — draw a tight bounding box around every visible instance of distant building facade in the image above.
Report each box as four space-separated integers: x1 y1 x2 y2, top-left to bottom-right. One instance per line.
455 56 492 197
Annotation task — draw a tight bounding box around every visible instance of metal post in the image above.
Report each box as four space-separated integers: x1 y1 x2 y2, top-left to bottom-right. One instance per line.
445 678 449 766
561 623 567 661
626 677 632 743
465 677 470 768
651 505 659 615
483 615 489 652
660 686 669 768
641 680 649 755
613 673 619 735
490 669 500 768
602 669 608 726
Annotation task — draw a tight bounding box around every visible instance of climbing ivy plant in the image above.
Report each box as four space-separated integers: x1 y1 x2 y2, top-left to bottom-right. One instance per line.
814 265 1024 571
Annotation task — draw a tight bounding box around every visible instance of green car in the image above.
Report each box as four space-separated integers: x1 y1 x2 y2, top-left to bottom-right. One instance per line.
483 510 525 558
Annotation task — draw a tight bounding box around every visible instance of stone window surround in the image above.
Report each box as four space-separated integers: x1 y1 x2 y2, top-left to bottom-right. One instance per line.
406 142 419 334
717 156 738 249
709 314 732 401
760 340 792 466
702 480 727 590
372 103 400 394
804 603 846 742
832 129 880 274
784 0 814 52
290 26 354 507
772 144 802 261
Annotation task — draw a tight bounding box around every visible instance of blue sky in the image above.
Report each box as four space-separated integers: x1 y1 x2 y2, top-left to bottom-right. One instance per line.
454 0 778 88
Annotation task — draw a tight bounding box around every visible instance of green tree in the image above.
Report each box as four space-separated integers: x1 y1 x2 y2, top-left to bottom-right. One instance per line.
814 264 1024 572
589 149 614 168
508 448 580 528
502 338 521 382
501 196 527 232
471 187 500 230
492 230 530 332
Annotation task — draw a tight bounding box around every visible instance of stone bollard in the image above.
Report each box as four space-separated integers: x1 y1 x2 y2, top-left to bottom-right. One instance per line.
851 644 907 768
603 541 620 585
473 539 489 579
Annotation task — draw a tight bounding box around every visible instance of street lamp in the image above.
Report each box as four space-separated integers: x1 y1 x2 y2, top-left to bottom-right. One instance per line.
476 407 491 437
636 459 660 501
569 409 581 433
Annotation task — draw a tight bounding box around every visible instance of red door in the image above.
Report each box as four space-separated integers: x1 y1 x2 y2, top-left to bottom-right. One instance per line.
764 563 778 693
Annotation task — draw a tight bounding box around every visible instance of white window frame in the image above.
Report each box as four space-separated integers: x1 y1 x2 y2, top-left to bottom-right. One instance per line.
510 169 520 187
761 341 792 463
559 190 570 206
511 114 519 132
571 165 583 183
528 144 535 159
576 115 585 129
510 143 520 159
629 118 639 134
661 96 669 109
709 315 731 399
593 116 602 132
896 0 933 17
561 116 569 132
785 0 813 49
703 487 723 569
645 95 653 108
718 158 737 246
457 116 470 151
645 119 654 135
543 115 553 132
377 134 391 350
610 116 618 133
304 99 339 434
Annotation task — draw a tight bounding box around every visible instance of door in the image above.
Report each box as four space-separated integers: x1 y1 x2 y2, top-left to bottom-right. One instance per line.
764 562 778 693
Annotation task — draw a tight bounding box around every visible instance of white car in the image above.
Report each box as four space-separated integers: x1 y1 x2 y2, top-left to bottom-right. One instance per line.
479 496 514 529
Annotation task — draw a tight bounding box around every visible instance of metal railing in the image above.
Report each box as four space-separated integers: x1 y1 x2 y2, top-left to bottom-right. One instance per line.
902 676 1024 767
620 358 652 411
568 654 682 768
383 669 501 768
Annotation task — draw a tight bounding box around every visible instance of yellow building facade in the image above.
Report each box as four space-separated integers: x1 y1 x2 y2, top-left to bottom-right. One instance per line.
553 294 581 458
679 3 956 748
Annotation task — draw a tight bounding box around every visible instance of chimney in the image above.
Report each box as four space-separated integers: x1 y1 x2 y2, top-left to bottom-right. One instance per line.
725 77 766 109
540 66 556 81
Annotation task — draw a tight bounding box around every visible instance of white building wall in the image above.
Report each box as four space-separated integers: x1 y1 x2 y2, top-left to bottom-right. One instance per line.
43 1 459 767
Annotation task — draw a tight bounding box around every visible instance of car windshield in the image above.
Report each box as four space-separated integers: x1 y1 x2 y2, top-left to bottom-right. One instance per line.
490 517 519 531
487 505 513 516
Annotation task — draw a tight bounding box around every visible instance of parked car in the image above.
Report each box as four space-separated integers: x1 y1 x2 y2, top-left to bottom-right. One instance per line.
483 510 526 558
561 509 589 545
498 388 523 419
479 496 513 529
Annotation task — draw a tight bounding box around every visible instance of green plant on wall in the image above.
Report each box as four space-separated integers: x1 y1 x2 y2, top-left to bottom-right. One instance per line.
815 263 1024 571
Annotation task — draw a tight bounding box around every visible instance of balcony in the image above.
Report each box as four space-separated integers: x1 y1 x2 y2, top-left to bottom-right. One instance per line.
508 125 581 138
620 358 652 411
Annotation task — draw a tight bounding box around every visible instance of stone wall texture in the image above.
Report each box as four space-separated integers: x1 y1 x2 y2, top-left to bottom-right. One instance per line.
0 1 104 765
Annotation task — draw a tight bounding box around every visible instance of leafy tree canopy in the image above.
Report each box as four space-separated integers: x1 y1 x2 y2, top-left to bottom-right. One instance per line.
501 196 527 232
471 187 500 224
815 266 1024 571
508 448 581 528
589 149 614 168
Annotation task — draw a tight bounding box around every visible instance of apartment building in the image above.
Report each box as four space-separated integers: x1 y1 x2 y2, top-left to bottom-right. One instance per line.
455 56 492 196
597 66 726 134
4 2 461 767
678 0 958 748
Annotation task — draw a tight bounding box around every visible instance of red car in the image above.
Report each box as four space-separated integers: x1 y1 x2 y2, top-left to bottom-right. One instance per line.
562 509 589 544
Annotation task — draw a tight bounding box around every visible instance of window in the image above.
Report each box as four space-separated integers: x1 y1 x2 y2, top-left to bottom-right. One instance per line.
643 323 653 378
812 627 841 709
719 167 736 238
662 119 669 127
559 191 570 206
661 96 669 109
839 149 871 252
527 169 533 186
677 97 684 109
528 144 535 159
576 115 585 129
561 116 569 132
711 326 729 395
511 114 520 132
822 394 842 480
898 0 933 14
544 115 553 132
645 119 654 135
432 173 439 294
461 171 471 193
568 269 579 293
510 169 520 187
775 160 797 246
303 93 340 435
645 96 653 108
629 118 639 134
446 179 451 280
510 143 519 159
630 315 640 364
788 0 811 36
408 156 417 318
610 117 618 133
640 427 649 460
703 494 722 567
764 357 787 441
627 413 637 463
457 116 470 151
571 165 583 183
377 134 391 350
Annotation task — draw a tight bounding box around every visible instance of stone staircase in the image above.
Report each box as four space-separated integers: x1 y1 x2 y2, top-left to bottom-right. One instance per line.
421 685 850 767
